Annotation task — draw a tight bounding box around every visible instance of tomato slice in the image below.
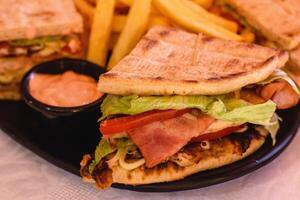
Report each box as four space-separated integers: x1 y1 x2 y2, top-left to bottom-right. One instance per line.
191 125 244 142
100 109 192 136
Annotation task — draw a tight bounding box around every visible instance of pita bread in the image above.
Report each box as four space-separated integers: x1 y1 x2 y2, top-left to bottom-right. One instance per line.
0 0 83 42
222 0 300 50
81 128 266 187
99 26 288 96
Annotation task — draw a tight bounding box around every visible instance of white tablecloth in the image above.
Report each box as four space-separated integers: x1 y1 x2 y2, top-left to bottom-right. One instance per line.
0 128 299 200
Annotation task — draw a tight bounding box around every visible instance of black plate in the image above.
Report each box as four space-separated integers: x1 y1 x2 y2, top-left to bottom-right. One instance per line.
0 100 299 192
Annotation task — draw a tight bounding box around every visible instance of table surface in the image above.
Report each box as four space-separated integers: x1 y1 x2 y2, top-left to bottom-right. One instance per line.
0 128 299 200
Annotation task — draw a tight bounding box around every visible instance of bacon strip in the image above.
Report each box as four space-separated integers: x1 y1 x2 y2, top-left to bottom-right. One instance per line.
127 112 214 168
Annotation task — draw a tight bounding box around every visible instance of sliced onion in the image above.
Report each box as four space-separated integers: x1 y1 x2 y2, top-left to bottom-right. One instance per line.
107 149 121 168
118 147 145 170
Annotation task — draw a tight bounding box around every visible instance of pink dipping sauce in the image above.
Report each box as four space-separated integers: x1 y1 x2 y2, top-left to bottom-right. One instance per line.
29 71 102 107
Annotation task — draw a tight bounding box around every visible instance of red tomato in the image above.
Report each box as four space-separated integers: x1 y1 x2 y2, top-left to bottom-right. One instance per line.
100 109 192 136
191 125 244 142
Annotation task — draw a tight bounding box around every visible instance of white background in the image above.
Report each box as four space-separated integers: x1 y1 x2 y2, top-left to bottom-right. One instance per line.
0 128 299 200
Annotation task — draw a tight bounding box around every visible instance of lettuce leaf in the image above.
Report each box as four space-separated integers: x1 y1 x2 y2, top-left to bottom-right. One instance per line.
88 138 115 173
101 95 276 126
9 36 63 47
88 137 135 173
208 99 276 125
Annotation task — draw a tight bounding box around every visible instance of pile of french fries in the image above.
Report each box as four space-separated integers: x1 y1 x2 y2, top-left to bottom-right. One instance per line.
74 0 255 69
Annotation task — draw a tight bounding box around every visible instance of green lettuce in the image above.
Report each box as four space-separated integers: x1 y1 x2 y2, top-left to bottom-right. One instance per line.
88 137 135 173
9 35 63 47
101 95 276 127
88 138 115 173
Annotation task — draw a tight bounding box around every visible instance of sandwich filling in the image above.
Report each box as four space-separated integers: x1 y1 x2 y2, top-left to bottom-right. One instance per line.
80 69 299 189
0 34 81 58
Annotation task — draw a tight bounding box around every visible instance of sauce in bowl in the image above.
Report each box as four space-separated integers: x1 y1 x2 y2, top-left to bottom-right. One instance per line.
29 70 102 107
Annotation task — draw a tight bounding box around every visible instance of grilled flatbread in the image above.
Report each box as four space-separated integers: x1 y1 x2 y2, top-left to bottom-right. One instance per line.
222 0 300 50
0 0 83 42
81 127 267 187
99 26 288 96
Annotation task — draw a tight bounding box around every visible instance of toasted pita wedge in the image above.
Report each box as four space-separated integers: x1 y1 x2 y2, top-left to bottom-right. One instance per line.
99 26 288 96
222 0 300 50
0 0 82 42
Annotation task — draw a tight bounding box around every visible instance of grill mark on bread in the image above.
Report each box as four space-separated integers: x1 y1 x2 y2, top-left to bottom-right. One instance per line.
153 76 165 80
224 58 242 69
244 42 256 49
158 29 171 37
262 55 277 66
183 79 199 83
201 37 214 43
27 11 55 20
284 31 299 38
102 73 118 77
141 37 158 51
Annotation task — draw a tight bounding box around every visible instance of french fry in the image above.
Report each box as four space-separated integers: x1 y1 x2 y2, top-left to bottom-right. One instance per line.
112 15 127 32
74 0 95 21
181 0 239 33
148 15 171 29
118 0 133 6
112 14 170 33
115 0 131 14
108 0 151 69
86 0 96 5
151 4 161 15
192 0 213 9
153 0 242 41
109 33 120 50
240 29 255 43
87 0 115 66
